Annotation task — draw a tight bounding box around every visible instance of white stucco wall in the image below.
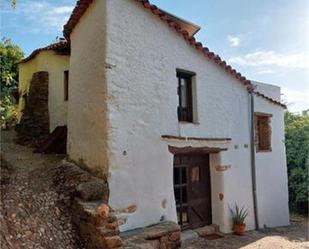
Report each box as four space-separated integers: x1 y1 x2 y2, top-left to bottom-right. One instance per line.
254 96 290 228
253 81 281 102
18 51 70 131
105 0 255 233
67 0 108 178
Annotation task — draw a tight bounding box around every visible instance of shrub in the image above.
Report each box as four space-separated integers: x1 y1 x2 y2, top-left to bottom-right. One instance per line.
285 111 309 213
0 38 24 129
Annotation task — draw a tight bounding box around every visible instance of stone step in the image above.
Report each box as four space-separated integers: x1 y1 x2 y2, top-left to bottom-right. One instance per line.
181 224 221 241
194 224 219 237
181 230 199 241
121 222 181 249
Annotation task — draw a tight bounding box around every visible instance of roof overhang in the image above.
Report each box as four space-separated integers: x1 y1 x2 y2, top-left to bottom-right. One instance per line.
62 0 286 109
158 8 201 37
18 41 70 64
63 0 200 40
168 145 227 155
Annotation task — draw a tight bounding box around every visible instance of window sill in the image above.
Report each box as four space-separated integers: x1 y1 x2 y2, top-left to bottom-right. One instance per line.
256 149 272 153
178 121 200 125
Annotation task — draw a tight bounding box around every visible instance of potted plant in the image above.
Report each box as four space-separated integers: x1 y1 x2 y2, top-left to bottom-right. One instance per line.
230 204 248 236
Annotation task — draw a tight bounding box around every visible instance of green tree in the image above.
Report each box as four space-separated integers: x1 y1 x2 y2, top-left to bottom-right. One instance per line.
285 111 309 213
0 38 24 128
9 0 16 8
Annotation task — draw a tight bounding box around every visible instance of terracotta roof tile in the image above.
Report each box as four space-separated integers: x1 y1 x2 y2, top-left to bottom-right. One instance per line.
19 41 70 64
63 0 94 40
62 0 286 109
253 91 287 109
136 0 286 109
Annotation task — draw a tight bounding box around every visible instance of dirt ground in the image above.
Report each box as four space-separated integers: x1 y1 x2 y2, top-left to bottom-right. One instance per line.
1 130 308 249
0 131 85 249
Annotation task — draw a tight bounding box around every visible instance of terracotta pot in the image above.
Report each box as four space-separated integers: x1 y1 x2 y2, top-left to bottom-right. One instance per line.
233 223 246 236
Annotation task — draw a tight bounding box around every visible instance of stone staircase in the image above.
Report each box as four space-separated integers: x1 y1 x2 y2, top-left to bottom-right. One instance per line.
73 199 181 249
72 199 123 249
54 161 181 249
121 222 181 249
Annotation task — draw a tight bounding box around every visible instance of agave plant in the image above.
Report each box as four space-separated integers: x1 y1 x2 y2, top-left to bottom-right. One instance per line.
230 204 248 225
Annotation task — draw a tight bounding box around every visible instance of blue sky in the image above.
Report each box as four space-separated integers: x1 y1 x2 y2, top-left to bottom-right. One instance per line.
2 0 309 112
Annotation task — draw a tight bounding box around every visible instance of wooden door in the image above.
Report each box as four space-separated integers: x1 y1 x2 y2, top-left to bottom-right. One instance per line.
174 154 211 229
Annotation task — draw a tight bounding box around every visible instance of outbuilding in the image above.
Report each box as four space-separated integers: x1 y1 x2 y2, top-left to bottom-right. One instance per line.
17 41 70 145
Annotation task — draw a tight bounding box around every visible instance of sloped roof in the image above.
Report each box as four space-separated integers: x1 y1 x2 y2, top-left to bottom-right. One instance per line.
19 40 70 64
158 8 200 37
253 91 286 108
63 0 200 39
63 0 94 40
63 0 286 109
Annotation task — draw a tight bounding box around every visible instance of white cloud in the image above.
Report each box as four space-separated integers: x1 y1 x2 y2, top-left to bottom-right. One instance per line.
227 35 241 47
8 1 74 33
228 50 309 112
228 50 309 70
255 69 276 75
51 6 74 15
42 6 74 31
281 87 309 112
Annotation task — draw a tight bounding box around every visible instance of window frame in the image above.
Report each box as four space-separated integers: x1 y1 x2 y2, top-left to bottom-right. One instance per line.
64 70 69 101
255 112 272 152
174 164 190 229
177 69 195 123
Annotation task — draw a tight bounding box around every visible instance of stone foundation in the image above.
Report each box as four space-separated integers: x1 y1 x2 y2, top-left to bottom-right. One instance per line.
16 71 50 144
53 160 181 249
54 160 122 249
73 200 123 249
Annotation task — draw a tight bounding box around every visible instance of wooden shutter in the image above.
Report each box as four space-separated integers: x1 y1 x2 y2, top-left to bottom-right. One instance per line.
255 113 272 152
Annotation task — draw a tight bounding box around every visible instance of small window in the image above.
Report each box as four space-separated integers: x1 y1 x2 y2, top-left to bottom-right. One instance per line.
64 70 69 101
255 113 272 152
177 70 194 122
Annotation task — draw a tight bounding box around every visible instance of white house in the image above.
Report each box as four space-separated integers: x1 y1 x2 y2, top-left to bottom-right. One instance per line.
63 0 289 233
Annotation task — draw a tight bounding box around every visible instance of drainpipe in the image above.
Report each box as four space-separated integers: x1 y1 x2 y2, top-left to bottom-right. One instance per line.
249 89 259 230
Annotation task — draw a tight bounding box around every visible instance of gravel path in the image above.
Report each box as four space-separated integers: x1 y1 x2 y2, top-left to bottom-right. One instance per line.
0 131 85 249
182 219 309 249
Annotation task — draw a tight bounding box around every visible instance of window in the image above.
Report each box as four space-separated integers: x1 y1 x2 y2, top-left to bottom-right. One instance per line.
64 70 69 101
177 70 195 122
255 113 272 152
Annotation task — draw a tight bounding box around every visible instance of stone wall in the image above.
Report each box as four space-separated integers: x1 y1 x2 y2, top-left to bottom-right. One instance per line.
53 160 121 249
16 71 50 143
53 160 181 249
